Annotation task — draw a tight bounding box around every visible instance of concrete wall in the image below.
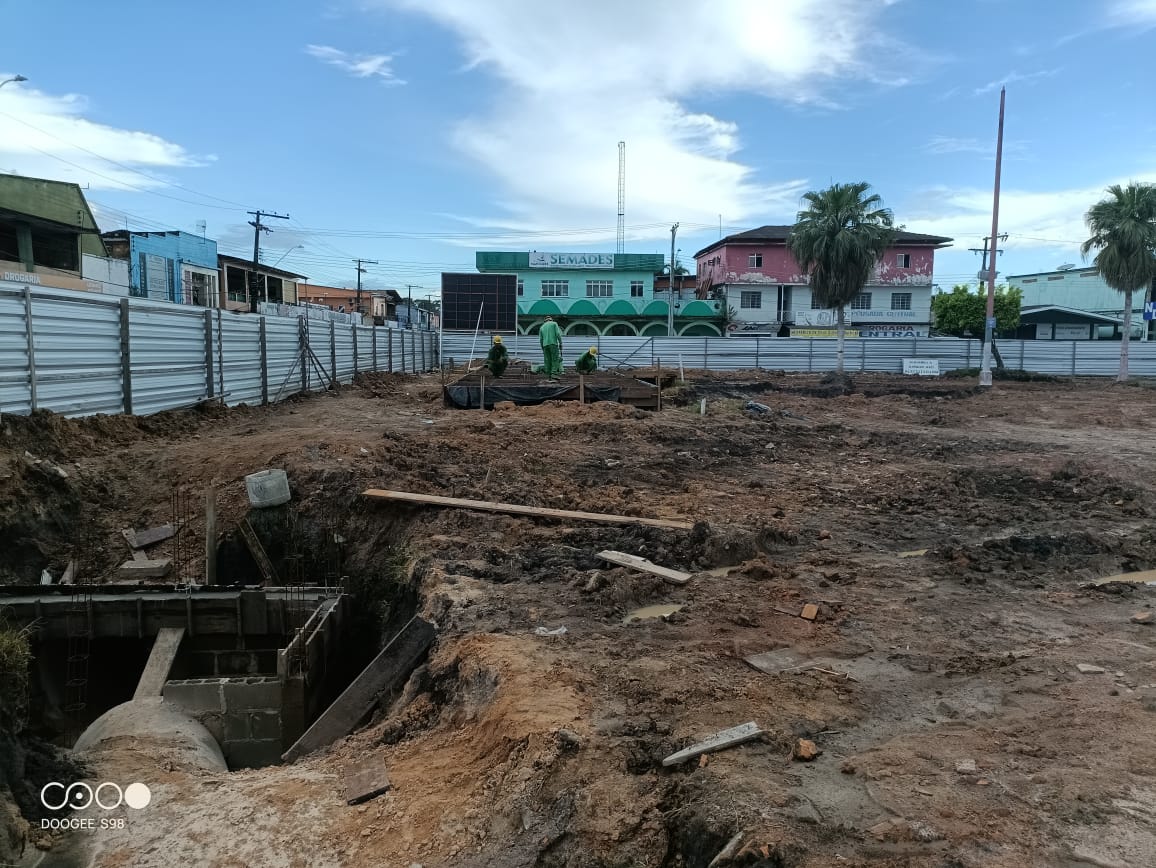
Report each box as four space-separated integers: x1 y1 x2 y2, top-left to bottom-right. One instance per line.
81 253 131 297
1010 269 1151 315
163 676 286 769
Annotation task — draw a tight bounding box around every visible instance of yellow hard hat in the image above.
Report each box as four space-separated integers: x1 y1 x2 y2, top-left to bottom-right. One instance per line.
493 335 502 344
589 346 598 354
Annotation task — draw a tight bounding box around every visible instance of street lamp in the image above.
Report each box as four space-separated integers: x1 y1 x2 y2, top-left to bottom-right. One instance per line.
269 245 303 267
0 75 28 89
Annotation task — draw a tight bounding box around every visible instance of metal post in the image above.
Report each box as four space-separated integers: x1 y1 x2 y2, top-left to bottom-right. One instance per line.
371 327 378 372
119 298 133 415
259 317 269 404
329 320 337 385
861 339 867 372
204 309 215 399
421 331 428 371
22 286 37 411
979 87 1006 388
388 329 394 372
808 339 814 372
1071 340 1077 376
668 222 679 336
352 326 359 377
703 338 708 371
479 373 486 410
204 487 217 586
301 317 309 395
755 336 760 371
216 310 225 399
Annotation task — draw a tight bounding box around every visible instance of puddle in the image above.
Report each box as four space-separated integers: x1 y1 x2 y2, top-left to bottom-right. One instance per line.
623 603 683 625
1091 569 1156 587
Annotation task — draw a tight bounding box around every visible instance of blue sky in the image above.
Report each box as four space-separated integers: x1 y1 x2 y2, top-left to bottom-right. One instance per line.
3 0 1155 299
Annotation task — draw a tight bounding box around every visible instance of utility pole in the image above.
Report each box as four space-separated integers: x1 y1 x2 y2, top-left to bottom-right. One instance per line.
969 233 1007 293
353 259 378 318
979 86 1006 388
247 210 289 313
405 284 423 329
668 222 679 336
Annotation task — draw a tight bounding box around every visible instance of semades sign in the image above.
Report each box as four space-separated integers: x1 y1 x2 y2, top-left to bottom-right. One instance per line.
528 252 614 269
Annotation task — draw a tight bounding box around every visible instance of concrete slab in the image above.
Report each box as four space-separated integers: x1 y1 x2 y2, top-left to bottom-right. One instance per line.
116 559 173 580
282 616 435 762
133 627 185 700
344 754 391 805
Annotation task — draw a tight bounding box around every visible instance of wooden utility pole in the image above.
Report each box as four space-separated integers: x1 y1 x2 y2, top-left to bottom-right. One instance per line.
979 87 1006 388
247 210 289 313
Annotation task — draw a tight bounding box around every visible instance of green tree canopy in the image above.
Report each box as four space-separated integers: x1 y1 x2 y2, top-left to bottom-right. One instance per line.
1081 182 1156 381
931 284 1021 337
788 182 895 373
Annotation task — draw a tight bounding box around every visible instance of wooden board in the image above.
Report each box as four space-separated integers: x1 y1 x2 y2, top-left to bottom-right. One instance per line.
238 518 279 585
662 722 763 767
116 559 173 580
363 489 695 530
597 550 691 585
1091 569 1156 587
122 524 175 550
343 754 392 805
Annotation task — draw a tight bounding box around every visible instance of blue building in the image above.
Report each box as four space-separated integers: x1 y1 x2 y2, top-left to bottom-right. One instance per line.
102 230 219 306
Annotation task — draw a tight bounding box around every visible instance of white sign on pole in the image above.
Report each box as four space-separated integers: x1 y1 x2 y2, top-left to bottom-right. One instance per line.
902 358 941 376
528 252 614 269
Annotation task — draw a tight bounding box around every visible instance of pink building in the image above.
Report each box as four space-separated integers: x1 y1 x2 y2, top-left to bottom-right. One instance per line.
694 226 952 337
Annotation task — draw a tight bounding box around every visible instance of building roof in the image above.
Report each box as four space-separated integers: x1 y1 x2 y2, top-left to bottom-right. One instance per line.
1008 268 1100 280
217 253 306 280
694 225 953 258
102 229 207 240
1019 304 1123 325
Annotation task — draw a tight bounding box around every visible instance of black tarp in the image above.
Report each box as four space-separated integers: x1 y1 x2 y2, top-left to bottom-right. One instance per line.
443 383 622 409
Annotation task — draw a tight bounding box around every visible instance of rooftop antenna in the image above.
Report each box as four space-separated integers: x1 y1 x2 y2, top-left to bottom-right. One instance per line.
196 220 207 238
616 141 625 254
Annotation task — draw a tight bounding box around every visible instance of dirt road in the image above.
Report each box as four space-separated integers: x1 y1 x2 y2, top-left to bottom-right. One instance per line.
5 371 1156 867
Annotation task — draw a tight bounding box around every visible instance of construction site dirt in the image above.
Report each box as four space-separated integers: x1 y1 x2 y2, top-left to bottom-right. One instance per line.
4 370 1156 868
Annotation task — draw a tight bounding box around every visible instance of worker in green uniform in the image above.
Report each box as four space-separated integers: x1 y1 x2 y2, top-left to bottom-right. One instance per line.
483 335 509 377
575 345 598 374
536 315 563 380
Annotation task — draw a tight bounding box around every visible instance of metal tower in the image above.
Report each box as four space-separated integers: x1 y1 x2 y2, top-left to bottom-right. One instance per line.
616 141 625 254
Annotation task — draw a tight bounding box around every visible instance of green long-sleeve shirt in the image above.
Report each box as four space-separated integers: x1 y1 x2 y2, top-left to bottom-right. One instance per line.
538 321 562 347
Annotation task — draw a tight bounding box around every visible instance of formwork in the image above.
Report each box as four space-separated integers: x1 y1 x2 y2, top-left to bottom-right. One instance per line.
443 360 664 410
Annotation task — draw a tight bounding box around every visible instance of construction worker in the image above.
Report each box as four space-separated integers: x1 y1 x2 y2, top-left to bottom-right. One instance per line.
575 345 598 374
484 335 509 377
536 315 563 380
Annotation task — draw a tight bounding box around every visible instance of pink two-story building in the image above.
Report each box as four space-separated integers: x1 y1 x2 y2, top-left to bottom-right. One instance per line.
694 225 952 338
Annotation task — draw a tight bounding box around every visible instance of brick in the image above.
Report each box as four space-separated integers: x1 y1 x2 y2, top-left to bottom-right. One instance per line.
200 713 225 744
224 713 251 741
227 739 284 769
801 604 819 621
791 738 820 761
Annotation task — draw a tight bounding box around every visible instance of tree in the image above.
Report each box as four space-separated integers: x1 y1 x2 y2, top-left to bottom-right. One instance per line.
1081 182 1156 382
931 284 1021 337
788 182 895 373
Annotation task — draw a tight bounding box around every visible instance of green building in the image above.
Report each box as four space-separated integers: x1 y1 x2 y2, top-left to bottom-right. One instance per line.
475 251 724 336
0 173 107 280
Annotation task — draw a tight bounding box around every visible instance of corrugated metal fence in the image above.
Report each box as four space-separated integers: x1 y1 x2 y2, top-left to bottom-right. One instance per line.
0 282 437 418
440 332 1156 378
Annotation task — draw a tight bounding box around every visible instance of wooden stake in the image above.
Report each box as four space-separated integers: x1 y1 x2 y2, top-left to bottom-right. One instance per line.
204 486 217 585
479 373 486 410
579 374 585 403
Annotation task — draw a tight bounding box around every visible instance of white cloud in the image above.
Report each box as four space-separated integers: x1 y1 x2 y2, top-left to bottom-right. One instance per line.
305 45 404 84
1110 0 1156 26
0 79 198 190
372 0 912 238
924 136 1029 158
974 68 1060 96
904 172 1156 258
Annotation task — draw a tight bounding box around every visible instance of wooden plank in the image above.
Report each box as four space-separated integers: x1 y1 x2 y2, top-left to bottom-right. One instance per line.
238 518 279 584
123 525 175 550
133 627 185 699
597 550 692 585
662 722 763 767
363 489 695 531
60 560 76 585
116 559 173 580
131 550 149 563
343 754 392 805
205 487 218 586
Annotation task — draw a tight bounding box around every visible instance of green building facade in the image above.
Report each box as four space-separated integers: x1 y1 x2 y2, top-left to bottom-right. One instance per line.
475 251 724 336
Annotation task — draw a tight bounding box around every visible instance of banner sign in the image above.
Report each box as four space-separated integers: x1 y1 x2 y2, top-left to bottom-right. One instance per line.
528 252 614 269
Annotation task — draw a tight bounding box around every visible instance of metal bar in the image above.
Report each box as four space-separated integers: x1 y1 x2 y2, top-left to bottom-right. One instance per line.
755 336 760 371
216 310 224 399
808 339 814 372
371 327 378 372
352 326 359 377
204 309 215 399
301 317 309 395
330 321 337 384
1071 340 1077 376
388 329 394 372
119 298 133 415
22 286 37 411
259 317 269 405
421 330 428 371
205 487 217 586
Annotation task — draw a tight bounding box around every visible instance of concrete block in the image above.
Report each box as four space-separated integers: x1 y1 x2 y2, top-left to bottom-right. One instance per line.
249 711 281 741
222 677 281 712
163 679 224 714
283 616 435 762
224 713 251 741
200 713 225 744
240 590 269 635
227 739 284 769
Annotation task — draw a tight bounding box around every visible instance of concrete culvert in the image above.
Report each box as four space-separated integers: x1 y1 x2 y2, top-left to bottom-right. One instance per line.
73 698 227 773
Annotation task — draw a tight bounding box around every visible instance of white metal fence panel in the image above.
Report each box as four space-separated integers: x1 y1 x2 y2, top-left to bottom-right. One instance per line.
334 325 356 382
0 286 32 415
33 289 124 416
130 304 211 415
354 325 375 374
220 315 264 407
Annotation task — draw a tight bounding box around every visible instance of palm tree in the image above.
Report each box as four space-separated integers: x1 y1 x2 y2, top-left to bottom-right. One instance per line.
1080 182 1156 382
788 182 896 374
